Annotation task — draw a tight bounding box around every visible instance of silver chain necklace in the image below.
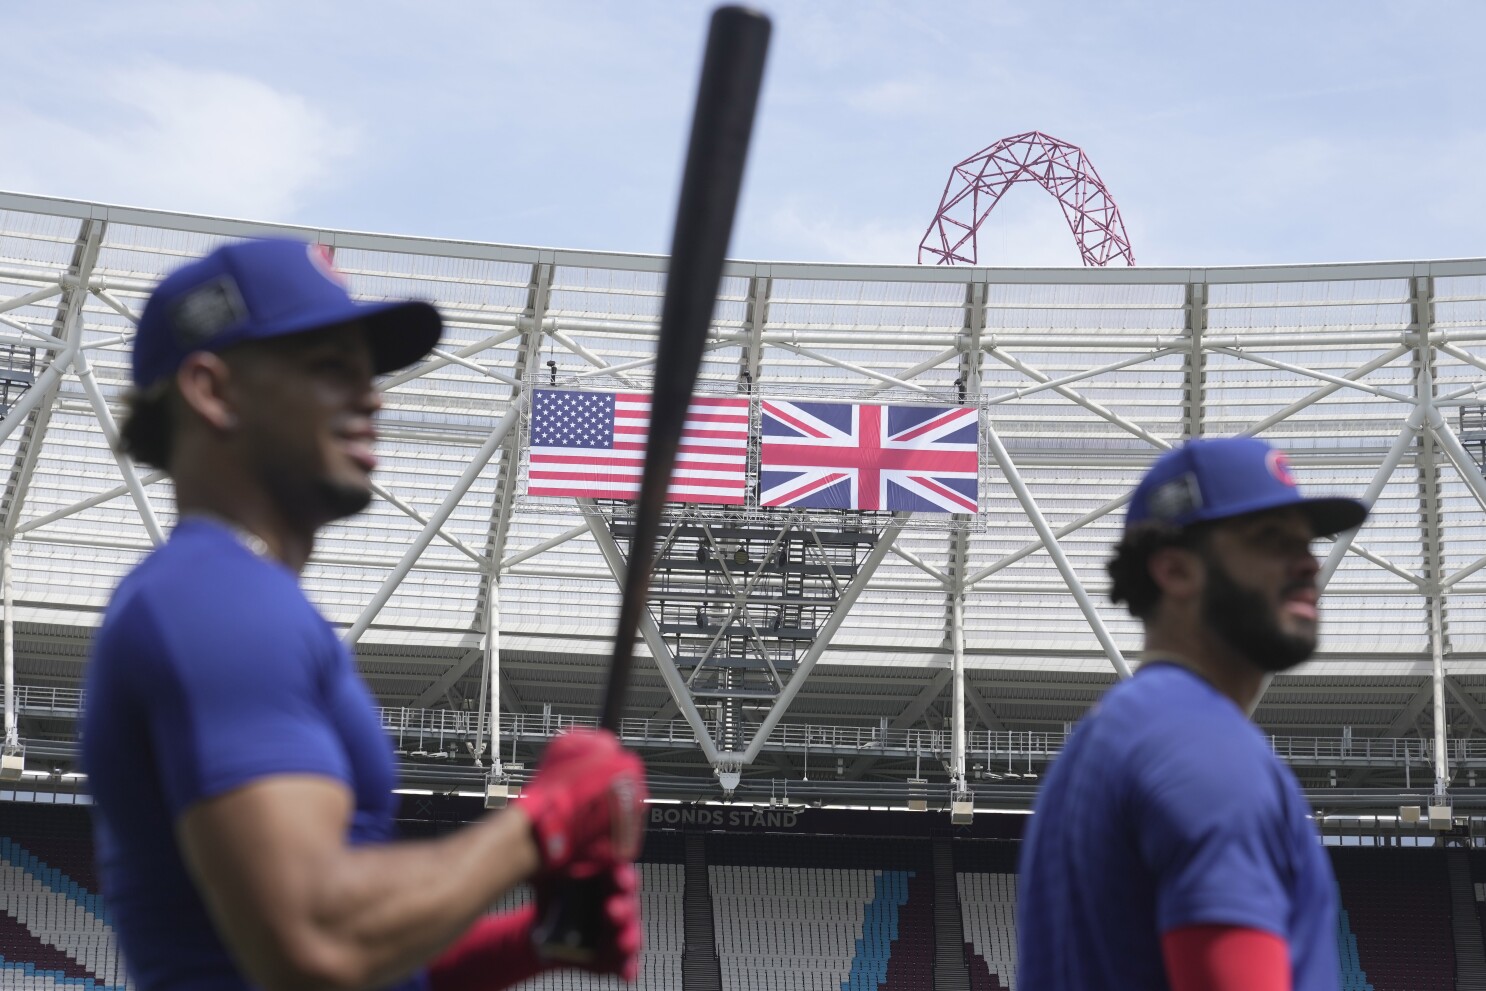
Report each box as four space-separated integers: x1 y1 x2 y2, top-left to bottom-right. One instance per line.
181 512 274 562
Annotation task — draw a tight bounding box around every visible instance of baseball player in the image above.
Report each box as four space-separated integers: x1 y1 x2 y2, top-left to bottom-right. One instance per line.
1018 436 1367 991
83 238 648 991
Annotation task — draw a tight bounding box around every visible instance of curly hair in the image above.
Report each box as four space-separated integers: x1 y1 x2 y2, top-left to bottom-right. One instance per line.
1106 520 1212 620
117 379 179 472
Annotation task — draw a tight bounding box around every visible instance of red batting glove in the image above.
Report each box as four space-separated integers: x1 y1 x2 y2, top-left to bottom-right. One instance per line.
428 907 547 991
536 862 643 982
514 729 647 876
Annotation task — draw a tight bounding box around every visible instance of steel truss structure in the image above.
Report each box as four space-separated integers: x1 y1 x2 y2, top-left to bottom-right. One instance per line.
2 191 1486 809
918 130 1136 267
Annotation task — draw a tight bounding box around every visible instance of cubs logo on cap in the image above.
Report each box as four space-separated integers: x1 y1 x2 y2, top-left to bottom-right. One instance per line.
1127 436 1367 537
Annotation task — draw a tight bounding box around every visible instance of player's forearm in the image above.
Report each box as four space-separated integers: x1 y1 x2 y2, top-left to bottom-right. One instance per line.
291 808 542 991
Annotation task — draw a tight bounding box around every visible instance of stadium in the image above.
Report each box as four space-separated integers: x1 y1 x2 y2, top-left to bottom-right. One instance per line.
0 183 1484 989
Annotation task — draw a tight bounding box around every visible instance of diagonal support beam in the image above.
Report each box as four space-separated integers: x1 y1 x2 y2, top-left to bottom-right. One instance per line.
501 524 589 571
1240 345 1411 438
367 480 484 565
1337 680 1433 785
378 329 524 391
579 500 721 764
984 422 1130 678
738 516 908 764
1445 677 1486 737
16 471 167 534
344 396 527 645
963 493 1130 588
843 667 951 780
965 681 1007 732
772 342 935 395
1318 408 1425 590
1209 347 1413 405
984 347 1180 408
411 648 484 707
860 348 961 399
985 346 1170 451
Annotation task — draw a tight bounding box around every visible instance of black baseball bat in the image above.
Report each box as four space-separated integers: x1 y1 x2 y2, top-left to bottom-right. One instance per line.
533 4 771 962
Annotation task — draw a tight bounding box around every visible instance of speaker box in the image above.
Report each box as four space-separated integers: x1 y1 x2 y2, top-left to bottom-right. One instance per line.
907 778 928 812
950 799 974 825
1428 804 1453 830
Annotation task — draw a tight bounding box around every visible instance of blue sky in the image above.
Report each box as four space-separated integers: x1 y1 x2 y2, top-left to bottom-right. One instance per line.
4 1 1483 267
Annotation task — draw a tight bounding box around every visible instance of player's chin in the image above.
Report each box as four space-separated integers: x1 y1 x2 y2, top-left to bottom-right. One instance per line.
317 473 375 520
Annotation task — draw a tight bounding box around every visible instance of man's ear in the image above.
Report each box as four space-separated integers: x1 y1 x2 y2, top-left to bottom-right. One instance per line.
175 353 238 431
1147 544 1204 604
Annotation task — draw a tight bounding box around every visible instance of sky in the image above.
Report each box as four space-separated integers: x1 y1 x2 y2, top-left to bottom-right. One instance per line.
3 1 1483 268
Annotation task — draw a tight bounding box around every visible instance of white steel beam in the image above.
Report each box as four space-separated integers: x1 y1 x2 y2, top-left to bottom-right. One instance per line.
965 682 1008 732
985 347 1171 451
547 330 640 386
1444 678 1486 737
1239 345 1412 438
578 500 722 764
842 667 951 780
771 342 935 396
343 397 527 645
0 221 99 534
1208 347 1413 405
0 316 66 349
377 329 523 391
984 422 1131 678
985 348 1180 408
15 470 167 534
410 647 483 708
73 346 165 545
366 480 484 566
963 493 1131 587
737 516 908 764
860 348 961 399
500 524 589 571
0 284 64 318
1317 410 1424 590
88 287 140 325
888 544 950 586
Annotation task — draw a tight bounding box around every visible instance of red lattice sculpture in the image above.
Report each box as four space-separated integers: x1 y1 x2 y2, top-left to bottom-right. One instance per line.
918 130 1135 267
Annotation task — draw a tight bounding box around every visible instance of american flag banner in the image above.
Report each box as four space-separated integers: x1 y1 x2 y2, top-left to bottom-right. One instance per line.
759 400 979 513
527 389 750 505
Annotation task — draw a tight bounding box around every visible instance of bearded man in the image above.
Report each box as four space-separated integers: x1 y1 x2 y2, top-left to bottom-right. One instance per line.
1017 436 1366 991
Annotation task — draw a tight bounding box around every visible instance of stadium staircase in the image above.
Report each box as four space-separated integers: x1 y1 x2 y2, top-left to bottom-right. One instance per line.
1447 850 1486 991
931 840 969 991
682 835 722 991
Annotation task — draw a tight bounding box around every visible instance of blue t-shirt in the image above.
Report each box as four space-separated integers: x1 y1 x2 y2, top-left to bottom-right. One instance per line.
1017 662 1338 991
82 519 424 991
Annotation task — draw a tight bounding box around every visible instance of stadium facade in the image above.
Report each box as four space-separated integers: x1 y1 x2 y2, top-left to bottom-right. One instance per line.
1 190 1485 815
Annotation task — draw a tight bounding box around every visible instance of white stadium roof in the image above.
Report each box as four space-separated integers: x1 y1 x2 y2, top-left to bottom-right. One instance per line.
2 189 1485 806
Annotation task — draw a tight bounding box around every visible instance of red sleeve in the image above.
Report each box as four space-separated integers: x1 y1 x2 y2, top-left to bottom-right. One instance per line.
427 906 548 991
1161 925 1291 991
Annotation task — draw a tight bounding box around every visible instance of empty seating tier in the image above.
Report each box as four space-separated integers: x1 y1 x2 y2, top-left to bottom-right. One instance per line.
1331 848 1453 991
706 833 933 991
955 841 1020 991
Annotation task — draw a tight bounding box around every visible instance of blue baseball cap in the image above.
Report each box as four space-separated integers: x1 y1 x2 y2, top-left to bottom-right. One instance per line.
1127 436 1367 537
133 238 443 388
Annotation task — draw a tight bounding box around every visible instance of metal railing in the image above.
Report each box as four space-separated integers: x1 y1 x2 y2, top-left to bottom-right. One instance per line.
16 683 1486 769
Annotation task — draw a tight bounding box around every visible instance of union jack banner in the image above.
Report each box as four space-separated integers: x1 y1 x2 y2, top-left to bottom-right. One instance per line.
759 400 979 513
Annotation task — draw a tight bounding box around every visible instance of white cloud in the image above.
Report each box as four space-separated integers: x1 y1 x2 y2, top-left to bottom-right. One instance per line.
846 78 937 117
0 61 357 220
765 202 926 264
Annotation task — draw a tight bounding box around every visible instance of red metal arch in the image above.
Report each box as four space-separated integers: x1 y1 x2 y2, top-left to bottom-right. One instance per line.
918 130 1135 267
